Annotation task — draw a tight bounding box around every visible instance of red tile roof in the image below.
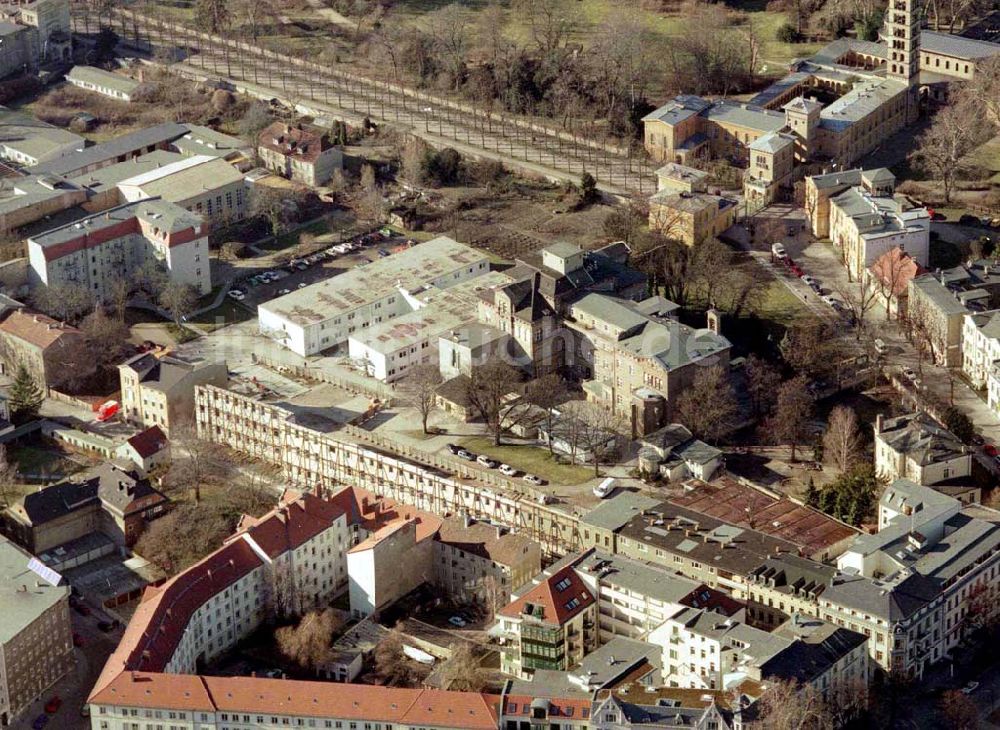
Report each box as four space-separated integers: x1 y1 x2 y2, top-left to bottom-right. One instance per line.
92 539 264 695
91 672 500 729
498 564 595 624
502 694 592 720
125 425 168 459
258 122 333 164
670 478 858 556
0 308 83 350
230 492 347 558
869 247 925 297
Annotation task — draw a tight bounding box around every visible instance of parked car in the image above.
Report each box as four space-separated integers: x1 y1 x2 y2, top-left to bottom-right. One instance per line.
994 454 1000 470
499 463 518 476
771 242 786 258
445 443 462 455
522 474 544 485
790 264 804 277
593 478 614 499
32 714 48 730
277 288 291 295
377 248 390 257
984 443 998 457
295 261 309 271
44 697 61 714
821 294 838 307
962 681 980 695
902 367 918 382
297 282 308 289
226 290 245 301
264 669 283 679
873 338 887 355
456 449 477 461
476 455 500 468
97 619 118 632
448 616 467 628
802 275 820 291
72 602 91 617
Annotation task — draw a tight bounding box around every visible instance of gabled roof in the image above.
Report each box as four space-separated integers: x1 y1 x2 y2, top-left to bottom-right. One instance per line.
231 491 347 559
0 308 82 350
124 425 168 459
869 247 925 296
499 564 595 624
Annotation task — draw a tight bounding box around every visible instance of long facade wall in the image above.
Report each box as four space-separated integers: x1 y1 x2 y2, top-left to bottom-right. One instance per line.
194 386 583 557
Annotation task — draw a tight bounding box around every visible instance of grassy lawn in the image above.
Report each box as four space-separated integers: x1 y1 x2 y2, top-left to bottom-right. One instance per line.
750 279 817 327
10 446 86 481
968 135 1000 183
188 299 254 332
459 436 595 485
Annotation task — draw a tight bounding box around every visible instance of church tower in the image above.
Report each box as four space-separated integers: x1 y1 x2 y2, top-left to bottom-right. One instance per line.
882 0 921 121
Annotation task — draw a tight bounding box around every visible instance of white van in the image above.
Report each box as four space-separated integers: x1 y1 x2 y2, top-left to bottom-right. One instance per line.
771 242 787 258
593 477 615 499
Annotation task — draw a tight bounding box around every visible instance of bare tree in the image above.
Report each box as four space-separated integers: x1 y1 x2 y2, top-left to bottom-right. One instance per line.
159 282 198 327
30 282 94 325
910 96 991 204
869 246 916 320
822 405 863 473
0 445 20 508
233 0 276 41
164 426 234 502
524 374 567 454
512 0 578 54
565 402 626 477
465 361 524 445
275 609 345 673
80 305 130 372
965 56 1000 132
765 376 814 462
399 364 443 434
753 678 834 730
373 627 417 687
438 643 487 692
781 320 838 379
675 365 739 444
355 164 387 224
837 281 879 338
938 690 980 729
746 354 782 419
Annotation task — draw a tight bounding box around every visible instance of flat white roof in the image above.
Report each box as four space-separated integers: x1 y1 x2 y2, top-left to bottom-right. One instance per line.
258 236 490 327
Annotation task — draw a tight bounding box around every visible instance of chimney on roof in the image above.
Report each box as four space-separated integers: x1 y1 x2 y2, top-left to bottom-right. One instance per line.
496 524 504 540
875 414 883 434
464 513 473 528
314 482 322 498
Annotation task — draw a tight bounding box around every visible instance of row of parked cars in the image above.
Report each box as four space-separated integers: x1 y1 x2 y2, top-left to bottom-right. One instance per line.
445 443 546 485
771 243 842 311
227 228 405 302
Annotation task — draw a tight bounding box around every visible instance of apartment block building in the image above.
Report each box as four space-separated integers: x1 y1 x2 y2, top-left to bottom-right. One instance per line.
874 412 972 486
907 273 970 367
962 309 1000 395
568 294 730 436
498 562 599 678
434 517 541 608
0 537 73 726
347 271 510 382
89 673 500 730
259 236 490 357
119 353 228 435
0 307 93 389
749 481 1000 678
195 384 585 558
27 198 211 302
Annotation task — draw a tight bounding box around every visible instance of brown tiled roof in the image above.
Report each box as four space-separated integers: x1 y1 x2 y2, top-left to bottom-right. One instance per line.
125 425 168 459
498 564 595 624
92 539 264 693
869 247 925 297
0 308 82 350
436 518 536 568
230 492 347 558
670 478 858 556
90 672 500 728
502 694 592 721
258 121 332 164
